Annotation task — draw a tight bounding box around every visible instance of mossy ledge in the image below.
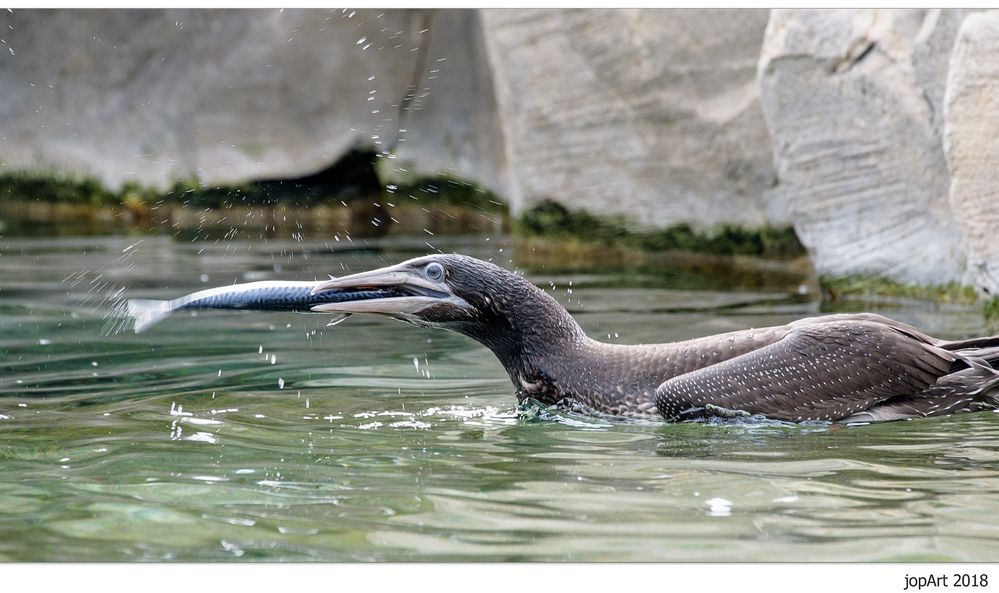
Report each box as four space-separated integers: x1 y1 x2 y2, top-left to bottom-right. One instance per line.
820 275 981 305
515 235 815 294
985 297 999 320
823 275 999 317
0 149 507 236
516 200 805 259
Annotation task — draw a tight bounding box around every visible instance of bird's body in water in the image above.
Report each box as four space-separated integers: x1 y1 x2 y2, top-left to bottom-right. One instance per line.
130 254 999 424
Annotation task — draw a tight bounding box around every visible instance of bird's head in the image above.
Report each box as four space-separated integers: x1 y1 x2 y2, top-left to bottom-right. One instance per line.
311 254 481 327
310 254 582 352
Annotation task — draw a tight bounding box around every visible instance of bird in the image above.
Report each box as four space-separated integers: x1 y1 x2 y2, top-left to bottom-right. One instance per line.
300 254 999 424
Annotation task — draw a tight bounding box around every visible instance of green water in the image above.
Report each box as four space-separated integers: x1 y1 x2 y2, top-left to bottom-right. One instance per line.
2 233 999 562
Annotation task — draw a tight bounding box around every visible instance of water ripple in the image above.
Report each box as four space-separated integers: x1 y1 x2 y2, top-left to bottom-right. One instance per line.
2 235 999 561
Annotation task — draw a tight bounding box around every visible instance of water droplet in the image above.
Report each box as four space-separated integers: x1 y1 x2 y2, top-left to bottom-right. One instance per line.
705 497 732 517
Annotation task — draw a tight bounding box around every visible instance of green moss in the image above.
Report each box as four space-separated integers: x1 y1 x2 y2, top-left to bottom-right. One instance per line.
515 235 813 294
0 146 509 214
0 171 119 206
388 173 507 213
820 275 980 304
166 178 274 209
516 200 804 258
984 297 999 320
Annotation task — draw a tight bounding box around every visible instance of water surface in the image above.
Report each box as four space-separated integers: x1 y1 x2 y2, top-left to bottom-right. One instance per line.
2 234 998 561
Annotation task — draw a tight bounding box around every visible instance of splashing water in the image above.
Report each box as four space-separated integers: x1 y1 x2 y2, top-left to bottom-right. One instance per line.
3 234 999 562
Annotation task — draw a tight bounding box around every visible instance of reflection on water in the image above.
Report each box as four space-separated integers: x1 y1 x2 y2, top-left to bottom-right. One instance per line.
1 234 998 561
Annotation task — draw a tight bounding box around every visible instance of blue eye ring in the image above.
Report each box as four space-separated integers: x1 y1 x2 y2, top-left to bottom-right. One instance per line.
425 262 445 282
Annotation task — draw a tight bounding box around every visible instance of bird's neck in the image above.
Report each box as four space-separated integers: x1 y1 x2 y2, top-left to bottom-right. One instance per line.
458 279 587 370
458 282 674 417
504 337 675 417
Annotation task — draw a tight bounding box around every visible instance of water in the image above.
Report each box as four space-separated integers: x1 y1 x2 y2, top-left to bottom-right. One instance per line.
2 234 999 561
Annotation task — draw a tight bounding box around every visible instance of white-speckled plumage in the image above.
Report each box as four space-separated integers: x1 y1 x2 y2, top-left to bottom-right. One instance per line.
370 257 999 423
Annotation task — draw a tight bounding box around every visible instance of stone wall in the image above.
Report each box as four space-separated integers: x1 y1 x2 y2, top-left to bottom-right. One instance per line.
2 8 999 293
0 9 506 194
757 9 966 286
944 12 999 297
481 8 779 229
757 8 999 295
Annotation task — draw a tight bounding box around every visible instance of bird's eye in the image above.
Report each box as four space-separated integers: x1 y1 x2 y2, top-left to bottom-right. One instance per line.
424 262 445 281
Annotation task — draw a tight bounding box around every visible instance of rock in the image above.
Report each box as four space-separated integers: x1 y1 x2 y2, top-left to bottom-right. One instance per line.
944 11 999 296
912 9 968 134
4 7 997 300
0 9 505 194
379 10 508 196
758 9 966 285
480 8 778 229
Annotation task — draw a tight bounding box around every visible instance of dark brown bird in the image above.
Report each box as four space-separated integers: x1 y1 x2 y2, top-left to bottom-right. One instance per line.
195 254 998 423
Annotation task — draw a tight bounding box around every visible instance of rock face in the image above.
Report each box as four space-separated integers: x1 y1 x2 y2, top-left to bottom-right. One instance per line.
944 11 999 296
0 9 506 193
3 8 999 295
758 9 966 285
480 9 779 229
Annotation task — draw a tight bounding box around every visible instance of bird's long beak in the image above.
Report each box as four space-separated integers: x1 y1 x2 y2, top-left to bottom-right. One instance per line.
308 262 462 316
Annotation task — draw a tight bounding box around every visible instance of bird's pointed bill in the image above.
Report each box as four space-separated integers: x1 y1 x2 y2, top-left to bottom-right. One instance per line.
308 260 465 316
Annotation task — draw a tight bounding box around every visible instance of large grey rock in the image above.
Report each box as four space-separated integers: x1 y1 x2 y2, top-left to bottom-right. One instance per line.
0 9 505 193
944 11 999 296
480 8 778 228
758 9 966 285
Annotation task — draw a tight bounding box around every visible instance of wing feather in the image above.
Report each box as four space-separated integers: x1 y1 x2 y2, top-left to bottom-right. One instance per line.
656 320 956 422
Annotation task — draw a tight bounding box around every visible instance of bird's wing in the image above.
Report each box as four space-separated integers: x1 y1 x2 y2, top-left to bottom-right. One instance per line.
655 320 958 422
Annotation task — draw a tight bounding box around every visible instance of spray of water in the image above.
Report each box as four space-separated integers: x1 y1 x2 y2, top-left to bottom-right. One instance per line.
60 269 133 336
